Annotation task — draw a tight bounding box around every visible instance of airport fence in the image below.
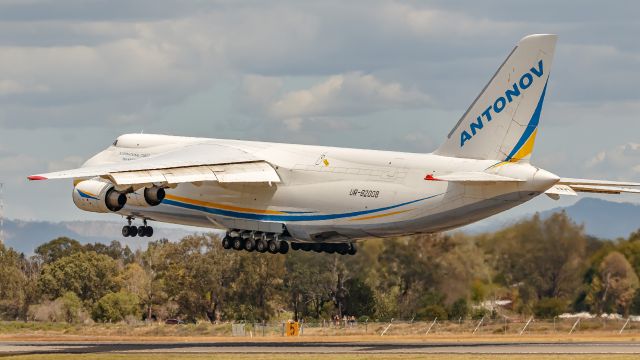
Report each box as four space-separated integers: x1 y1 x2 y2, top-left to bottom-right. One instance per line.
232 317 640 337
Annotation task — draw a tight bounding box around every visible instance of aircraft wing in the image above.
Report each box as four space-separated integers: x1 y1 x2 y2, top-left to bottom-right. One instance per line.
28 143 281 185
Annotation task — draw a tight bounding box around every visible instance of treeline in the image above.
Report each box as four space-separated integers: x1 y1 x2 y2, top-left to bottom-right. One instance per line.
1 212 640 323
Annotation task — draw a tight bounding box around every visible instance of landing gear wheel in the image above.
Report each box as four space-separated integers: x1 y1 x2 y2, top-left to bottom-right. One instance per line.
348 243 357 255
222 236 232 249
129 225 138 237
300 243 311 251
122 225 131 237
145 226 154 237
290 242 300 251
336 244 349 255
312 243 323 253
323 243 336 254
232 237 245 251
256 239 268 253
136 226 147 237
278 241 289 254
244 238 256 252
267 240 280 254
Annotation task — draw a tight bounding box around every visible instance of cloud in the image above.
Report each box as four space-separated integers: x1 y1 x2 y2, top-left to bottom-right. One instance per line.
260 72 431 127
585 143 640 180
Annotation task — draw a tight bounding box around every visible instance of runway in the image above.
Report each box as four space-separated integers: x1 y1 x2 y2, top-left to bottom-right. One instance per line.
1 341 640 355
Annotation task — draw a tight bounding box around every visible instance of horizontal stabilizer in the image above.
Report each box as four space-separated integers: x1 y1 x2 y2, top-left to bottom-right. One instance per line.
547 178 640 197
426 171 523 183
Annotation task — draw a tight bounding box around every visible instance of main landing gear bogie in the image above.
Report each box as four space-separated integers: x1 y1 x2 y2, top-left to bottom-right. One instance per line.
122 218 154 238
221 229 356 256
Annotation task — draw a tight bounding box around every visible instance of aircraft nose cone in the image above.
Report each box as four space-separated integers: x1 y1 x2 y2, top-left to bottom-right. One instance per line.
533 168 560 189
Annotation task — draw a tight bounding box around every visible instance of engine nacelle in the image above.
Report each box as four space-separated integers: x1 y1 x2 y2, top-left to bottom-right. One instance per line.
126 186 166 207
72 179 127 213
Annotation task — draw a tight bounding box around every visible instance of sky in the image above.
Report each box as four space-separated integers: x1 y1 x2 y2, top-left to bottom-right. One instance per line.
1 0 640 222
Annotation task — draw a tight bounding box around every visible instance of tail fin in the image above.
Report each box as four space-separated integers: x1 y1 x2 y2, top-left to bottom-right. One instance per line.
435 34 557 162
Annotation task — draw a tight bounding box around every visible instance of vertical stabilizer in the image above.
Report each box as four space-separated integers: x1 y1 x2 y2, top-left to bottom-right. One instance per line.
435 34 557 162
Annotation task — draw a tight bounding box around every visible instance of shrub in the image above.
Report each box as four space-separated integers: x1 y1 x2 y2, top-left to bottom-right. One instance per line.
533 297 567 318
93 291 140 322
448 298 469 320
415 304 448 321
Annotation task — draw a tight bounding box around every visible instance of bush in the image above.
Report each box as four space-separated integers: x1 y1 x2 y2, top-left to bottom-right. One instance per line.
93 291 140 322
448 298 469 320
415 304 448 321
533 297 567 318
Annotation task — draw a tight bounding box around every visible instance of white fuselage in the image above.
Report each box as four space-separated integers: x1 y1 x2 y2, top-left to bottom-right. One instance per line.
81 134 559 243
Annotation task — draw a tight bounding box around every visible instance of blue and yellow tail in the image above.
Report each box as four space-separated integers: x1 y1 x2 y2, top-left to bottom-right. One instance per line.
435 34 557 163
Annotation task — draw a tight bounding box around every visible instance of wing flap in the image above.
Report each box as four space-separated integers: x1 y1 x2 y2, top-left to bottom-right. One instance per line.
559 178 640 187
212 162 281 183
104 162 279 186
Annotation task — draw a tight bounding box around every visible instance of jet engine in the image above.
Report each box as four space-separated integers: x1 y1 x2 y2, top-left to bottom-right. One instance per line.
126 186 166 207
72 179 127 213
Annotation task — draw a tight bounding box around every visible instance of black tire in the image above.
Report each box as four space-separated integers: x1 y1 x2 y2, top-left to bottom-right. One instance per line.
122 226 131 237
244 238 256 252
233 237 245 250
290 242 300 251
348 243 357 255
336 243 349 255
221 236 232 249
300 243 311 251
129 225 138 237
145 226 154 237
278 241 289 254
267 240 280 254
256 239 268 253
323 243 336 254
137 226 147 237
312 243 323 253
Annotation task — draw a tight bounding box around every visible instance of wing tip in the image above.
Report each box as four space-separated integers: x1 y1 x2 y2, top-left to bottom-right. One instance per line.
28 175 48 181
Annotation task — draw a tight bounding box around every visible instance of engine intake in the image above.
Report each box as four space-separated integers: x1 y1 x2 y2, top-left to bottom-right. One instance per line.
73 179 127 213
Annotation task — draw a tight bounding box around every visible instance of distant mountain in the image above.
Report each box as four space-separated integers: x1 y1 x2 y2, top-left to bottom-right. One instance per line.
457 197 640 240
541 197 640 240
2 219 206 255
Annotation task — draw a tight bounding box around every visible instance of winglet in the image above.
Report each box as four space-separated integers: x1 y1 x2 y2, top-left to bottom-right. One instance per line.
27 175 48 181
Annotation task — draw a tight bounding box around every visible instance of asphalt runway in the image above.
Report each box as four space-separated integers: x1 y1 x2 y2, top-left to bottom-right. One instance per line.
1 341 640 355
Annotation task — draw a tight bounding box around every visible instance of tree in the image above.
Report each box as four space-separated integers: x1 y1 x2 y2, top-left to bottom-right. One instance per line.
0 244 28 319
587 251 639 315
342 278 375 317
58 291 84 323
35 237 83 264
38 251 120 303
482 212 588 304
93 291 140 322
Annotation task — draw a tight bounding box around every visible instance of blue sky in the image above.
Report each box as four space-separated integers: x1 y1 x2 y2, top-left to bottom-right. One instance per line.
1 0 639 221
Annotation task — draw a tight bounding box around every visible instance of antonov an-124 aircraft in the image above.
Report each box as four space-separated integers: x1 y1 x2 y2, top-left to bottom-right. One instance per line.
29 34 640 255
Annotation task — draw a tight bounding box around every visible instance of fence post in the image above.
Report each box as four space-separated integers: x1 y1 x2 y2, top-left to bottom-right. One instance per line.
619 317 631 335
380 318 394 336
519 316 533 335
569 318 581 334
472 316 485 334
425 317 437 335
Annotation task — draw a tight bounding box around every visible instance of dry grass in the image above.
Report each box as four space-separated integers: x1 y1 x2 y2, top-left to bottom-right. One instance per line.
2 354 640 360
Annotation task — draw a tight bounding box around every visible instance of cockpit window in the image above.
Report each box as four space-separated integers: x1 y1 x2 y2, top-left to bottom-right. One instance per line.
112 139 118 146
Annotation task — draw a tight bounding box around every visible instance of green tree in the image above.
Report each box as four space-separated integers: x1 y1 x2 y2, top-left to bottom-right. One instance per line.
533 297 566 318
38 251 120 303
93 291 140 322
35 237 83 264
343 278 375 317
58 291 84 323
0 244 28 319
448 298 469 320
